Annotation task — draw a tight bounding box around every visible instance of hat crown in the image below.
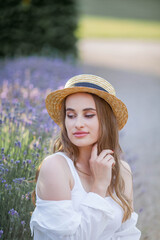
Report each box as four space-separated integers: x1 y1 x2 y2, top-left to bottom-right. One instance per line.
64 74 116 96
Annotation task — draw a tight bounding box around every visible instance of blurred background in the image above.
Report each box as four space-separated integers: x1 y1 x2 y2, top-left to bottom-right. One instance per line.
0 0 160 239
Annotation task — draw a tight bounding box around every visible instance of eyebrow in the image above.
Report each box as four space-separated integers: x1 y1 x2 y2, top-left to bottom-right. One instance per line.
66 108 96 112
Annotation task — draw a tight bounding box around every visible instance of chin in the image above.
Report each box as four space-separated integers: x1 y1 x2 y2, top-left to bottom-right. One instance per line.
71 140 96 148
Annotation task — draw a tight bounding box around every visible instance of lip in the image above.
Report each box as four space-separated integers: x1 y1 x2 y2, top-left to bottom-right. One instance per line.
73 131 89 138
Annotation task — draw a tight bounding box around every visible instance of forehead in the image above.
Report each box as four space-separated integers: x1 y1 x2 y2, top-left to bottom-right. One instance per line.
65 92 96 108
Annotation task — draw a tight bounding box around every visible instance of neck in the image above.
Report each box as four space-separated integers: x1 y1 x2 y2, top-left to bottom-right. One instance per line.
76 145 93 175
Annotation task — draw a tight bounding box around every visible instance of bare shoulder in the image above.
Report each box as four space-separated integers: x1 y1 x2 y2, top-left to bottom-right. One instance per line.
40 153 70 174
37 153 72 201
120 160 133 207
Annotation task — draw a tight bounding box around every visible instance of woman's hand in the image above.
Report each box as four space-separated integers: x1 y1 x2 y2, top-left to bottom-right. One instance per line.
89 144 115 197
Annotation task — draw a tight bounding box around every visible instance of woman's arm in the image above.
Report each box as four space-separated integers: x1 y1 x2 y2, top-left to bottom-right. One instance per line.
37 154 72 201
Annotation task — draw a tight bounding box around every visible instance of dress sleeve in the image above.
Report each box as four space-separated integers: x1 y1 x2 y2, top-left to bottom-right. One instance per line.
30 192 115 240
112 212 141 240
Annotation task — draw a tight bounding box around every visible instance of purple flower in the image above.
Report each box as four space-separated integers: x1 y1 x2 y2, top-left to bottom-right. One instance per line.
25 193 30 200
8 208 19 217
5 184 12 190
21 220 25 226
23 150 27 155
13 177 25 184
1 179 6 183
0 230 3 238
26 159 31 164
18 141 21 148
38 136 42 141
33 143 37 149
1 148 4 154
4 184 11 190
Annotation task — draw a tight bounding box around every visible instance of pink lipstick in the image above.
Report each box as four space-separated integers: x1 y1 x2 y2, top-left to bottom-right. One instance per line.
73 131 89 138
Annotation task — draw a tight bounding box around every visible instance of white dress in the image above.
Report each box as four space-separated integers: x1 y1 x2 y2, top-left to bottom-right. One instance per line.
30 152 141 240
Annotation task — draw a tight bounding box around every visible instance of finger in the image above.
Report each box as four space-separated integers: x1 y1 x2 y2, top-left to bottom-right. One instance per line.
102 154 114 163
107 158 116 168
104 157 116 168
90 143 98 161
98 149 114 160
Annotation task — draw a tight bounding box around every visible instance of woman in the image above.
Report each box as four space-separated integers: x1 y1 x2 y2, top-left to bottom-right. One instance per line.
30 74 141 239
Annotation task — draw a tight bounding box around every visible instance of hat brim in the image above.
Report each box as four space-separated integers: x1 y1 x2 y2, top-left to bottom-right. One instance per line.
45 87 128 130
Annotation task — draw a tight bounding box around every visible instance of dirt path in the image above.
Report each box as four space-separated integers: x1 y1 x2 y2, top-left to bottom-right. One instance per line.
78 39 160 77
77 39 160 240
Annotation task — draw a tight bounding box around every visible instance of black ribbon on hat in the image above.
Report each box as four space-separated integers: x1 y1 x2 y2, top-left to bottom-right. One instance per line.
71 82 108 93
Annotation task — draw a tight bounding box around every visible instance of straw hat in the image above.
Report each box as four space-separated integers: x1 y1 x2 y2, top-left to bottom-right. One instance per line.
45 74 128 130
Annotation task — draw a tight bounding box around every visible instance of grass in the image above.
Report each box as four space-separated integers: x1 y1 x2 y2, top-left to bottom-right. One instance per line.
76 16 160 39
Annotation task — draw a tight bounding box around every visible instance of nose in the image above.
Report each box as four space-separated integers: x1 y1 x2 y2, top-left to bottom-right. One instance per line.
75 116 84 129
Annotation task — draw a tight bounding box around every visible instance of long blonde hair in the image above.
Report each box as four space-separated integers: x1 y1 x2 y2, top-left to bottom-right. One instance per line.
33 93 132 222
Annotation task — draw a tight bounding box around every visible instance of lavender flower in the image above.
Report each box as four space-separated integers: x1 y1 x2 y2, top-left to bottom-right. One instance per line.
26 159 31 164
0 230 3 238
8 209 19 217
1 148 4 154
18 141 21 148
33 143 37 149
25 193 30 200
23 150 27 155
21 220 25 226
1 178 6 183
13 177 25 184
5 184 12 190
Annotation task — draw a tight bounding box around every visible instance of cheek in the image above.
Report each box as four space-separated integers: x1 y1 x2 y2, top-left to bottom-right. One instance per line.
93 117 99 128
89 117 99 135
65 118 72 135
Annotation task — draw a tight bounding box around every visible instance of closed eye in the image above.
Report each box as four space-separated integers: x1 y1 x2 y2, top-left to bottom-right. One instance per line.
85 114 96 118
66 114 76 119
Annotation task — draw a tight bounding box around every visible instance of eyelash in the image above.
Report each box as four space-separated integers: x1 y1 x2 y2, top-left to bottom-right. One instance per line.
67 114 95 119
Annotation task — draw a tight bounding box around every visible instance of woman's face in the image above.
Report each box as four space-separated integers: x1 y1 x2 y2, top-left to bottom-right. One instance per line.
65 93 99 148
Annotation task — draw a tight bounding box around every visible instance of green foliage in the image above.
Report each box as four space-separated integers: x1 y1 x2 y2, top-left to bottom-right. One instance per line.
0 101 54 239
0 0 78 58
78 0 160 21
